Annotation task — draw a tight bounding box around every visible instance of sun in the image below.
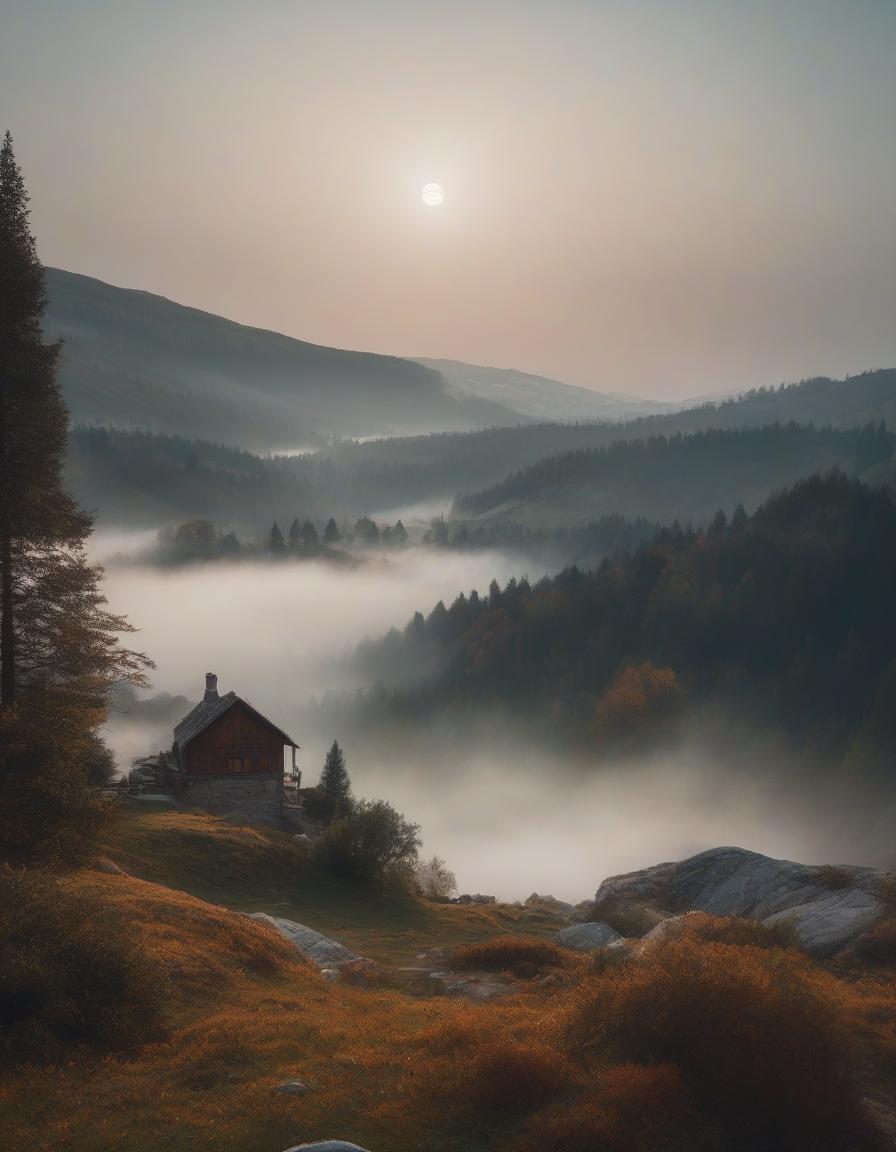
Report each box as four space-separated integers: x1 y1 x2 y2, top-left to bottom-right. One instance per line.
422 182 444 207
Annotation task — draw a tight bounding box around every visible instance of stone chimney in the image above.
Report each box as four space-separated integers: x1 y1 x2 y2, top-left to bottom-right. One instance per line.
204 672 219 702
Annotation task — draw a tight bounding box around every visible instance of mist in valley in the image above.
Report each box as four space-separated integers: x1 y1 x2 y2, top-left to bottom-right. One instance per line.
94 531 896 902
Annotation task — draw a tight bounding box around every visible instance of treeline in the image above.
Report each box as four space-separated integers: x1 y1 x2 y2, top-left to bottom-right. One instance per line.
352 474 896 770
456 422 895 526
423 512 658 565
148 513 410 565
67 372 896 532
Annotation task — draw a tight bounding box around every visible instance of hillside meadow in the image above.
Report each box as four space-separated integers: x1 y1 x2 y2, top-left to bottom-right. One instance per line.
2 805 895 1152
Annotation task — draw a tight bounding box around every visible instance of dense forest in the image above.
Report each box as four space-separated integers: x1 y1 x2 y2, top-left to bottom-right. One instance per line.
352 474 896 771
456 422 895 527
66 404 896 532
324 368 896 493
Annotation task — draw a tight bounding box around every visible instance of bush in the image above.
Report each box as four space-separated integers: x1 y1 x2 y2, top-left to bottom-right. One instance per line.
452 935 572 977
416 854 457 900
520 1062 693 1152
0 867 166 1063
311 798 421 884
856 918 896 966
568 928 877 1151
641 911 798 951
586 894 669 938
466 1036 566 1115
300 785 339 824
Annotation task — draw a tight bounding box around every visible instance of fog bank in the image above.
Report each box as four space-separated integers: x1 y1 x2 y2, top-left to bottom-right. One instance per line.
96 533 895 901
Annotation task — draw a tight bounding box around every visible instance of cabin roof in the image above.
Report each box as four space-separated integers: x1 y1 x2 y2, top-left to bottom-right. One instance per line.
173 692 299 751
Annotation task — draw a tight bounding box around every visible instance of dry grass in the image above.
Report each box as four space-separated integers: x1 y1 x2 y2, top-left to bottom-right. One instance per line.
1 831 894 1152
100 805 573 966
451 935 575 977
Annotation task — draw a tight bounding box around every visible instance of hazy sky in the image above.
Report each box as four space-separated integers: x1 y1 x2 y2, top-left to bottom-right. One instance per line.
2 0 895 398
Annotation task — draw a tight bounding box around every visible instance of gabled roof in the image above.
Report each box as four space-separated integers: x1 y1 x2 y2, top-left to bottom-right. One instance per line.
173 692 299 750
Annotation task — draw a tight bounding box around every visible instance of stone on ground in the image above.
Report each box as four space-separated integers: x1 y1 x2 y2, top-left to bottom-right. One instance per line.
556 921 622 951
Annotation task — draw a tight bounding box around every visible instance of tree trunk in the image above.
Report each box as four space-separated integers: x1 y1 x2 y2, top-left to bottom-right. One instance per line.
0 530 14 707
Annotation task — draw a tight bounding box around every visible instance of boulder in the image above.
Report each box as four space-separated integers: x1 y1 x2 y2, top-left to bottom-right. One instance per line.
592 847 888 957
250 914 358 968
130 792 178 805
283 1144 371 1152
274 1080 308 1096
93 857 124 876
556 922 622 952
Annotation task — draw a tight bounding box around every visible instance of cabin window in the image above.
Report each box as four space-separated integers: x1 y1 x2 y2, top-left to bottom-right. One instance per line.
226 757 244 774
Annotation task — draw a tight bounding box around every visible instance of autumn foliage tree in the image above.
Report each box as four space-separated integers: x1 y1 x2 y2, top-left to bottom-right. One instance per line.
0 132 150 860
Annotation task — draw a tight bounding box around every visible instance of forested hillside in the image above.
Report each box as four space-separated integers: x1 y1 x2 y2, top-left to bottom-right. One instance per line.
456 422 895 528
413 357 673 422
45 269 522 446
353 475 896 769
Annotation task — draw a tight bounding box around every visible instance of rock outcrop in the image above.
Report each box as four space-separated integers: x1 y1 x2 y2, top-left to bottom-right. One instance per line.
250 914 358 968
590 846 888 956
556 922 621 951
283 1144 371 1152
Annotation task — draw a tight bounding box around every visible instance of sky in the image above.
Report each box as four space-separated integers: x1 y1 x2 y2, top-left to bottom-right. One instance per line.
2 0 895 399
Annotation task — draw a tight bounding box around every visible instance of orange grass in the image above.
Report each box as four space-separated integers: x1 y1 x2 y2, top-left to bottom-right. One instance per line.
1 871 894 1152
450 935 575 977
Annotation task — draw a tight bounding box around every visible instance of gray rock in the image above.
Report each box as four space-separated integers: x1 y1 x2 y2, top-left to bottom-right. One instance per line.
293 833 310 842
283 1144 371 1152
250 913 358 968
556 922 622 951
593 847 887 957
274 1080 308 1095
130 792 178 805
93 857 124 875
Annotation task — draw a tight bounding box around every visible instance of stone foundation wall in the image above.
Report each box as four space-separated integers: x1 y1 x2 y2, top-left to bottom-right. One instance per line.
175 774 283 821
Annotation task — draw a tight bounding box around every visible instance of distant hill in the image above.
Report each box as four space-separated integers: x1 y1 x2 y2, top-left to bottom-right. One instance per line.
455 423 895 529
412 357 674 423
44 268 525 447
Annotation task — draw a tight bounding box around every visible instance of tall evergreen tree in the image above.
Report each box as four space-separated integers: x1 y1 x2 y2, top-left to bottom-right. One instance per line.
288 517 301 548
0 132 151 856
319 739 352 814
323 517 341 545
269 521 285 552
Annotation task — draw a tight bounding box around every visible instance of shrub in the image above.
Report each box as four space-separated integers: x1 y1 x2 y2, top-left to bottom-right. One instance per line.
311 798 421 884
466 1036 566 1115
451 935 572 977
586 894 669 938
416 854 457 900
816 864 855 890
653 911 798 951
856 918 896 966
520 1062 693 1152
0 867 166 1063
300 785 339 824
568 929 877 1151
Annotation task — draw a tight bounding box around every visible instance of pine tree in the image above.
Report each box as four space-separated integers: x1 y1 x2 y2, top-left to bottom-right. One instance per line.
288 517 301 548
301 520 318 548
269 521 285 552
323 518 341 545
319 739 352 814
0 132 152 856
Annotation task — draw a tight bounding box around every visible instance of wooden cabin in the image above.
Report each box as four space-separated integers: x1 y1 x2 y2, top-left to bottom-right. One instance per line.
165 674 299 819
